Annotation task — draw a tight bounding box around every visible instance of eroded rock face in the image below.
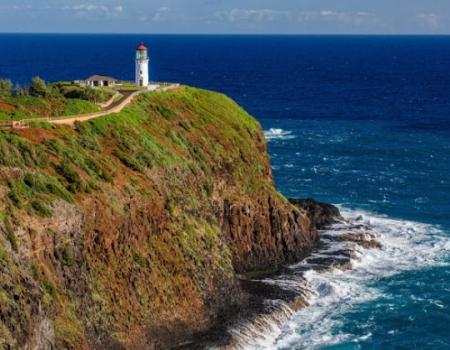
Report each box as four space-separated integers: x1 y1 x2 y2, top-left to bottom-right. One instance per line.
289 198 343 229
0 88 332 349
217 195 317 274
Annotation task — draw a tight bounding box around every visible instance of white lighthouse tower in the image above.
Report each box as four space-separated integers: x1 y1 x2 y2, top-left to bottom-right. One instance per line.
135 42 149 87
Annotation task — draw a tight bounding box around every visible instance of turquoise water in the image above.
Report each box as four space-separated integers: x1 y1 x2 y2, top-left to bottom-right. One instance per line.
264 120 450 349
264 119 450 226
1 35 449 349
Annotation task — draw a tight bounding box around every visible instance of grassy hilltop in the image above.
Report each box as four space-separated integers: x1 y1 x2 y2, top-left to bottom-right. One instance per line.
0 77 115 121
0 86 314 348
0 86 266 218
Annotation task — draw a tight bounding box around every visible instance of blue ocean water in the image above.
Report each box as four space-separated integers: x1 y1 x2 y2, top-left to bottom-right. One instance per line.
1 35 449 349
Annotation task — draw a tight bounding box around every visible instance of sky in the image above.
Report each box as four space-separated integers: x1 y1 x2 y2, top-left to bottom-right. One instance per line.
1 0 450 34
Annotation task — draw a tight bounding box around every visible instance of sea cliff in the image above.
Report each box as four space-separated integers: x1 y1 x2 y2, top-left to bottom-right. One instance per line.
0 87 337 349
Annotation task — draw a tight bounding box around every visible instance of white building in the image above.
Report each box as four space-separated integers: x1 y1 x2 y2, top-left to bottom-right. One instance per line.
85 75 116 87
135 43 149 87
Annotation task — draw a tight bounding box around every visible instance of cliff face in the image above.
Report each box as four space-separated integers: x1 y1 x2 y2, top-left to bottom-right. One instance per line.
0 87 317 349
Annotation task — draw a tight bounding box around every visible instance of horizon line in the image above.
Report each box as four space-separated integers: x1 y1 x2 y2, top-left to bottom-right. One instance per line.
1 32 450 37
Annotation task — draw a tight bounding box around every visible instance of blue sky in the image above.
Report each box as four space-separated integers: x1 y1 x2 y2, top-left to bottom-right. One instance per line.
1 0 450 34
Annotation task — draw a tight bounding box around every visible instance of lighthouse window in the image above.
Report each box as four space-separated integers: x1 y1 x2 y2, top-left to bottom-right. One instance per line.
140 70 143 74
136 51 147 60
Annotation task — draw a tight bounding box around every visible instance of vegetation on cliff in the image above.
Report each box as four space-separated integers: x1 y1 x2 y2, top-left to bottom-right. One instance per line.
0 77 116 121
0 86 315 348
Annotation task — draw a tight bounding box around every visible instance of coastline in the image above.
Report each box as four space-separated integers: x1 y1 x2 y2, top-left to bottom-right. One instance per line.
182 199 383 349
192 205 450 350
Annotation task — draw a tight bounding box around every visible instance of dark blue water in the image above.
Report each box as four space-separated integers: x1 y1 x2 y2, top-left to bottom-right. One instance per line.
1 35 449 349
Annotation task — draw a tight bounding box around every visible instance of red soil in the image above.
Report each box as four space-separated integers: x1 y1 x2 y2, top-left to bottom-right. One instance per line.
0 102 15 112
14 128 57 144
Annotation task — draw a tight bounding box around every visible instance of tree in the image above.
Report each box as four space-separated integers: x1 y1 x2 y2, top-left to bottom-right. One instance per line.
0 79 13 98
29 76 48 97
83 87 104 103
14 84 27 96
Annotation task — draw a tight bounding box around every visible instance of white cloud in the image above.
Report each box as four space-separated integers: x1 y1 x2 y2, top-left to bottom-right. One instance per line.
215 8 292 23
320 10 335 17
318 10 376 25
152 7 170 22
417 13 440 28
70 4 109 13
63 3 125 18
213 8 375 27
10 5 33 10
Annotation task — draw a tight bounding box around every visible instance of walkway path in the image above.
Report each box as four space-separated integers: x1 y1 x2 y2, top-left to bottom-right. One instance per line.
50 89 142 126
3 83 180 128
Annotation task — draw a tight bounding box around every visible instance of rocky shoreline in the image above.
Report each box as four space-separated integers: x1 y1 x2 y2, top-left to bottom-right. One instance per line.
184 199 382 350
0 88 383 349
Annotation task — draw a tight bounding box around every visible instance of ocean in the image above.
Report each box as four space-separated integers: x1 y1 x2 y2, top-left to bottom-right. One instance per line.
1 34 449 349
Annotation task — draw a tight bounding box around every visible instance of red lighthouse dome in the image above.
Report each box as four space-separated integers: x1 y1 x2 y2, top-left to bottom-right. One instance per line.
136 42 148 51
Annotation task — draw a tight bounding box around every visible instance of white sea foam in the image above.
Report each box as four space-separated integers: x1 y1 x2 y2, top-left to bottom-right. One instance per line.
264 128 296 141
221 208 450 350
272 208 450 350
222 300 295 350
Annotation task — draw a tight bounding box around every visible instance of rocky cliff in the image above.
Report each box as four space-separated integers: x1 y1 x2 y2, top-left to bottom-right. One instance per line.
0 87 324 349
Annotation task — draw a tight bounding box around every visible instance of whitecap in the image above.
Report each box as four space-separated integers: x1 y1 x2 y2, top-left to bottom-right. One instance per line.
224 207 450 350
264 128 296 141
271 208 450 350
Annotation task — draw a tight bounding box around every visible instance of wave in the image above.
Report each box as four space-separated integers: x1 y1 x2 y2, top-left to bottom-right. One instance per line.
264 128 296 141
220 208 450 350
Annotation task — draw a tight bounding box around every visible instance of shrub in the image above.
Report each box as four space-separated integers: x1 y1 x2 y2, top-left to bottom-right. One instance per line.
62 86 109 103
0 79 13 98
62 245 75 267
43 281 56 297
31 201 52 217
3 217 17 252
63 99 99 116
55 161 83 193
133 253 147 268
8 179 30 208
112 148 143 172
83 87 105 103
14 84 28 96
22 173 73 202
8 172 74 217
74 122 102 152
29 76 48 97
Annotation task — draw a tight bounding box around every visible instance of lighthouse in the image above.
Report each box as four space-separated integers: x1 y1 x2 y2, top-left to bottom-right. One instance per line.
135 42 149 87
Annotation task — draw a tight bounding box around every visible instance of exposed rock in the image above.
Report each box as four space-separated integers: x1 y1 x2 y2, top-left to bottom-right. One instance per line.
23 318 55 350
217 195 317 274
289 198 343 229
0 87 344 349
341 233 383 249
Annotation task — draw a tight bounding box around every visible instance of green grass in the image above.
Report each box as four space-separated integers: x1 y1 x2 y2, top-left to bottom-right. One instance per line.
0 94 100 121
116 83 143 91
2 217 17 252
0 86 269 222
62 99 100 116
7 172 74 217
0 85 291 348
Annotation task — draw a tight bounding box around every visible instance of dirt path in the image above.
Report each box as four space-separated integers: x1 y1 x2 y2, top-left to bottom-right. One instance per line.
3 83 180 129
50 89 141 126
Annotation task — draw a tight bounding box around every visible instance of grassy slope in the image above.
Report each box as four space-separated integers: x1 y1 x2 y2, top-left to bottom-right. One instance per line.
0 86 282 347
0 95 100 121
0 87 270 217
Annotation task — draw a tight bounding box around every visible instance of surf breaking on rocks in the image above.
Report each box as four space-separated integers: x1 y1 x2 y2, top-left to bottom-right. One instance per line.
213 206 450 350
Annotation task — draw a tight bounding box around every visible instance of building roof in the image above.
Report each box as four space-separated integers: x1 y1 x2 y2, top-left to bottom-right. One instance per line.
136 42 148 51
86 75 116 82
